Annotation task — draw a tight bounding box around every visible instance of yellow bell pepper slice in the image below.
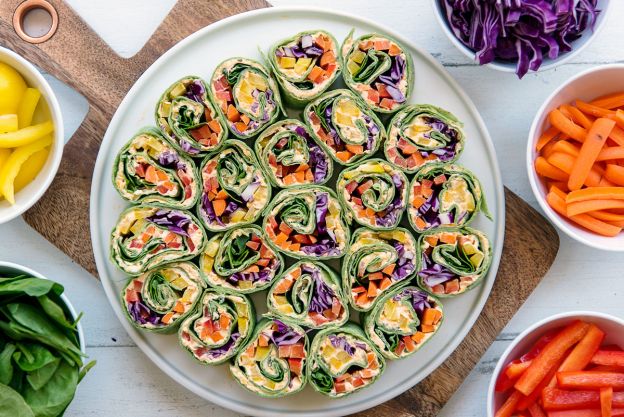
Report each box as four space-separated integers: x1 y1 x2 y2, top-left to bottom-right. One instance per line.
0 135 52 204
0 120 54 148
17 88 42 129
13 147 49 192
0 148 11 171
0 114 18 133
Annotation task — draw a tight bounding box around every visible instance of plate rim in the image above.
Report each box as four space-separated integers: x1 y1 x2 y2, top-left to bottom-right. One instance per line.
90 5 505 416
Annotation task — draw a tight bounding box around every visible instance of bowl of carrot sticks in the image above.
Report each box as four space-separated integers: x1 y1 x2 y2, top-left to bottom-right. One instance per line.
528 64 624 250
488 311 624 417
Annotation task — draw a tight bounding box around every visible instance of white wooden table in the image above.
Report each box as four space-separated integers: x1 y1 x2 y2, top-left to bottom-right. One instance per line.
2 1 623 415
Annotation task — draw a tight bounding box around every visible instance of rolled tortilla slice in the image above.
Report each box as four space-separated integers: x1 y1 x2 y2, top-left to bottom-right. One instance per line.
209 58 283 139
178 289 255 365
110 204 207 275
342 227 419 312
230 317 308 397
155 76 226 156
307 323 385 398
303 89 385 166
363 286 443 360
262 185 350 260
255 119 333 188
385 104 465 174
268 30 341 106
200 225 283 293
337 158 408 230
198 140 271 232
408 163 490 233
267 261 349 329
341 31 414 113
417 227 492 297
112 127 200 210
121 262 205 333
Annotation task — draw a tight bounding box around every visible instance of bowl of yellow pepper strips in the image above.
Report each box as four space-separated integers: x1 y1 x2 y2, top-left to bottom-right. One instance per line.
0 46 63 224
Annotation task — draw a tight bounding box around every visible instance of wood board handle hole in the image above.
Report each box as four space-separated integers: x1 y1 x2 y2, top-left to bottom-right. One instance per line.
13 0 58 44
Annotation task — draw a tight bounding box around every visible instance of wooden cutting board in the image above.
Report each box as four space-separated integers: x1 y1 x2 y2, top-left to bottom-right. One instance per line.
0 1 559 415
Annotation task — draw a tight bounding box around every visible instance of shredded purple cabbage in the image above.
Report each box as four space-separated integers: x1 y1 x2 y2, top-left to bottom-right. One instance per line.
302 264 335 313
128 301 161 325
207 332 240 358
158 150 186 170
270 320 303 346
147 209 191 236
418 251 457 287
185 79 206 103
328 334 366 356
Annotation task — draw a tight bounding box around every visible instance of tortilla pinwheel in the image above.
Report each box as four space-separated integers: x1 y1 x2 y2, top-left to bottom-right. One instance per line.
198 140 271 232
408 163 490 232
155 76 227 156
255 119 332 188
112 127 199 210
209 58 282 139
337 159 408 230
268 30 341 106
200 225 283 293
230 318 308 397
363 286 443 360
342 228 419 312
341 31 414 113
417 227 492 297
267 261 348 329
178 289 255 365
110 205 207 275
307 323 385 398
121 262 205 333
385 104 465 174
303 89 385 165
263 185 350 260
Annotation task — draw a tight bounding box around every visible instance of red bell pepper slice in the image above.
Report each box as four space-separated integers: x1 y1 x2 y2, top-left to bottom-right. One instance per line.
528 403 547 417
593 351 624 368
543 388 624 410
546 409 624 417
603 387 614 417
557 371 624 389
494 390 522 417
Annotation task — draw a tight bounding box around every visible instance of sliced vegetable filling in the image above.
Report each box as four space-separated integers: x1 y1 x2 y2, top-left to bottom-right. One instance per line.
308 324 385 398
198 140 271 231
304 89 385 165
267 261 348 329
417 227 492 297
337 159 408 229
122 262 205 332
255 119 332 187
179 290 255 365
156 76 226 155
112 127 199 209
385 104 465 173
263 186 350 259
343 228 419 312
230 318 308 397
364 286 443 359
200 225 283 293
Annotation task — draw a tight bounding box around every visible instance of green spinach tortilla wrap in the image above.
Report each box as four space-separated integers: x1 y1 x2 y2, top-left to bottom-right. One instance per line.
263 185 350 260
110 205 207 275
121 262 205 333
408 163 490 233
155 76 226 156
268 30 341 106
417 227 492 297
198 140 271 232
303 89 385 166
337 159 408 230
209 58 282 139
112 127 199 210
363 286 443 360
200 225 283 293
255 119 333 188
341 31 414 113
230 318 308 397
178 290 255 365
385 104 465 174
307 323 385 398
342 228 419 312
267 261 348 329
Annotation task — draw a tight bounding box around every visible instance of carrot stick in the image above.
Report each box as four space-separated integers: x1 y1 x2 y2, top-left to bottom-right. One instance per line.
576 100 616 118
550 185 568 200
610 126 624 146
568 200 624 217
552 140 581 157
589 210 624 222
605 164 624 186
591 91 624 109
597 147 624 161
568 118 616 190
563 104 595 129
567 187 624 203
549 109 587 142
548 152 613 188
542 140 562 159
614 109 624 130
535 157 569 181
549 182 570 194
606 219 624 228
495 390 523 417
547 192 622 237
537 126 562 152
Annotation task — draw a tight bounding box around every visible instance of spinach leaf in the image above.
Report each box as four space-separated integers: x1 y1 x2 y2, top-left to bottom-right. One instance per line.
26 358 60 391
0 278 63 298
0 383 34 417
23 361 78 417
0 342 16 385
37 296 76 331
13 343 57 372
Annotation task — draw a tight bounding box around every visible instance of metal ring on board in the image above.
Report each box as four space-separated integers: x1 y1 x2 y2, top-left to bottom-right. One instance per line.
13 0 59 44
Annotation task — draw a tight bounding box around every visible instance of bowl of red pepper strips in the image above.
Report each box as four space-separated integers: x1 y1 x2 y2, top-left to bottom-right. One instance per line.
488 311 624 417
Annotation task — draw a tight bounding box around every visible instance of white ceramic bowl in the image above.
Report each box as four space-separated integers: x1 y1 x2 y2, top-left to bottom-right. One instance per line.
0 46 64 224
0 261 85 353
431 0 612 74
527 64 624 251
487 311 624 417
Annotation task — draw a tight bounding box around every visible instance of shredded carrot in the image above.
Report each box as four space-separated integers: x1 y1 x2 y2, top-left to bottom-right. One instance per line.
547 191 622 237
568 118 615 190
605 164 624 186
549 109 587 142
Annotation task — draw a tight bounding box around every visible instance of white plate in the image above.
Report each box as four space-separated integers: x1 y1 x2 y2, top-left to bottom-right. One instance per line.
90 7 504 416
